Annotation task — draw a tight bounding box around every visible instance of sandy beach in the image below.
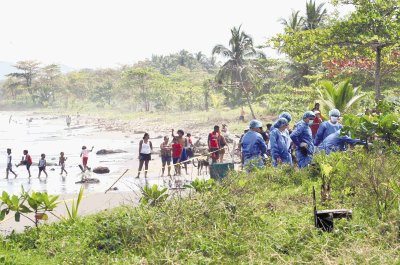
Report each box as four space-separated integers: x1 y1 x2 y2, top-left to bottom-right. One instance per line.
0 110 241 234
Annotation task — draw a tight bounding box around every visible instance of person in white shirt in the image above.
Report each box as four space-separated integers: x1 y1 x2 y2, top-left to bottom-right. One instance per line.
38 153 48 178
6 148 17 179
80 146 94 172
137 133 153 178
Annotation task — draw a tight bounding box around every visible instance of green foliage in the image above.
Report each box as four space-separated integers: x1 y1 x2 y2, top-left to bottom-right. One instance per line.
184 178 216 193
140 184 168 206
63 186 84 222
0 187 59 228
341 100 400 146
317 79 366 113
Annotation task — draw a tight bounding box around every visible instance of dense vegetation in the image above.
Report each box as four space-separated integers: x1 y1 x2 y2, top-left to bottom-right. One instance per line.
0 147 399 264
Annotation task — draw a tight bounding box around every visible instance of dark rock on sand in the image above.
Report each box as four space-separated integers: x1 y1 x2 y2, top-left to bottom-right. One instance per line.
96 149 127 155
75 178 100 184
93 166 110 174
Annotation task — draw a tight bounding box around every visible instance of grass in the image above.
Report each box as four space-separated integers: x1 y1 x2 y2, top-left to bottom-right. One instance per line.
0 150 399 264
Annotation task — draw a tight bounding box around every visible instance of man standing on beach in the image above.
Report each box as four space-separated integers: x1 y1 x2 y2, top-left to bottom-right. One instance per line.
208 125 220 163
172 129 188 174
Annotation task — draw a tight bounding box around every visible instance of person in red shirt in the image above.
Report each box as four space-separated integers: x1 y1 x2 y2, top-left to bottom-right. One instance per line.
16 150 32 178
208 125 220 163
310 111 323 139
171 137 183 176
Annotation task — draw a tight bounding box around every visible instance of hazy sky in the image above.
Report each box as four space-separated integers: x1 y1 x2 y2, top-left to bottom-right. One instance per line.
0 0 352 69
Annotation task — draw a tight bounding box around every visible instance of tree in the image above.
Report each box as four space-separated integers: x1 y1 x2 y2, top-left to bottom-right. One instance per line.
304 0 327 30
7 60 41 103
212 25 265 119
280 10 304 32
330 0 400 101
317 79 366 113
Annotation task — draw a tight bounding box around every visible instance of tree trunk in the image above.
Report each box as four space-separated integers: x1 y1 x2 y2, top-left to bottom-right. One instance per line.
374 46 382 102
245 92 256 119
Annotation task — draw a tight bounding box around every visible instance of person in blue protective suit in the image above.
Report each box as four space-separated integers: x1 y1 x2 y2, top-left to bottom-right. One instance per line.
278 112 292 151
290 111 315 168
314 108 343 146
318 130 363 154
270 118 292 167
241 119 268 169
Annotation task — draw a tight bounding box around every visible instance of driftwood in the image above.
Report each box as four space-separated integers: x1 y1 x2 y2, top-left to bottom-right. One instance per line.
96 149 127 155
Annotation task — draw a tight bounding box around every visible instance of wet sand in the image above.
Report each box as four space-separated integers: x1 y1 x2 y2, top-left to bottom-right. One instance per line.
0 111 238 233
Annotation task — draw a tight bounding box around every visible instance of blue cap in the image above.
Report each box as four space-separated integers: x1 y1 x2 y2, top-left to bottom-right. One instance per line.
279 112 292 123
249 119 263 129
329 109 341 117
273 118 289 128
303 111 315 119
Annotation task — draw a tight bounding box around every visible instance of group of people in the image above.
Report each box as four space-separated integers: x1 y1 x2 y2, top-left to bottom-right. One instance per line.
5 146 94 179
136 124 231 178
239 103 363 169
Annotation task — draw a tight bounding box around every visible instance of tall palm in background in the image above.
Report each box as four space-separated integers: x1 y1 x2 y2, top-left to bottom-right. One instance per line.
212 25 265 119
317 79 366 113
304 0 327 30
279 10 304 32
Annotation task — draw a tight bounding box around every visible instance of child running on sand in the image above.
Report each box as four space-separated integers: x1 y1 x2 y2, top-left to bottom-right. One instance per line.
38 153 48 178
80 146 94 172
171 137 183 176
160 136 172 177
59 152 68 175
6 148 17 179
16 150 32 178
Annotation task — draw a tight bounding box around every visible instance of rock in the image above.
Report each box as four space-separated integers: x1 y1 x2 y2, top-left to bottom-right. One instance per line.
151 135 163 139
93 166 110 174
96 149 127 155
75 178 100 184
134 130 146 134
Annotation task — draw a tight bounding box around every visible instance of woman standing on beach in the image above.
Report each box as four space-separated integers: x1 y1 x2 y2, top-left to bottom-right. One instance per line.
137 133 153 178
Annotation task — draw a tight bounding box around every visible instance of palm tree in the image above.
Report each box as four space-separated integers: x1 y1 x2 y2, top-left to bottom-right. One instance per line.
317 79 366 113
212 25 265 119
279 10 304 32
304 0 327 30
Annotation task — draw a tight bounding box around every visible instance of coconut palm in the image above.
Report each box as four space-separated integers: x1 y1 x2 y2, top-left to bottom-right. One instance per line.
212 25 265 119
303 0 327 30
279 10 304 32
317 79 366 113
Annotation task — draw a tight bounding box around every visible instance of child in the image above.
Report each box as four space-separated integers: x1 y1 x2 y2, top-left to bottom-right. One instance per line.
80 146 94 172
38 153 48 178
171 137 183 176
6 148 17 179
160 136 172 177
16 150 32 178
59 152 68 175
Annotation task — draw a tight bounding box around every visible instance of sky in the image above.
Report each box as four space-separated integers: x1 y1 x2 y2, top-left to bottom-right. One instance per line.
0 0 353 69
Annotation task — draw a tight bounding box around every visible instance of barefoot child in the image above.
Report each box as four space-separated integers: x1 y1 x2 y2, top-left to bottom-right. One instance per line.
6 148 17 179
80 146 94 172
38 153 48 178
59 152 68 175
160 136 172 177
16 150 32 178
